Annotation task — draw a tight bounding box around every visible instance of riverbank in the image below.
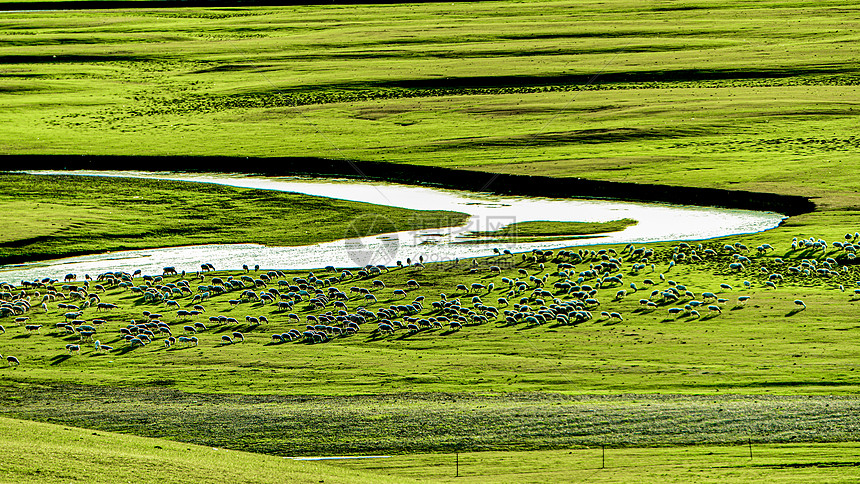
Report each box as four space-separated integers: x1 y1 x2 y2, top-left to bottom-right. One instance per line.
2 155 815 216
0 173 469 266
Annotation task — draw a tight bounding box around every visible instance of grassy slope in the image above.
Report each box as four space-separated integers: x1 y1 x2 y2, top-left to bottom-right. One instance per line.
0 416 410 484
0 1 857 209
2 1 860 480
0 173 468 264
1 236 860 458
4 245 860 397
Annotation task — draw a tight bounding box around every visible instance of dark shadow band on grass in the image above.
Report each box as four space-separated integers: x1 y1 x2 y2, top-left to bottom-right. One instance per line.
0 156 815 216
0 0 510 10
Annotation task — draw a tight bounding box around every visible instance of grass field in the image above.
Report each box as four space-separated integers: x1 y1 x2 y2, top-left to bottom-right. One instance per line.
1 234 859 462
0 416 409 483
328 444 860 483
1 1 858 206
2 1 860 481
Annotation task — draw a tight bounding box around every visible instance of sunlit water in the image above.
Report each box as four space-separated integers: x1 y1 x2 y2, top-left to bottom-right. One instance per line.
0 170 786 281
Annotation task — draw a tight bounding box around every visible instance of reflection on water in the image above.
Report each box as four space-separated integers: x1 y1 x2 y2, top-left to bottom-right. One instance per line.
0 171 786 281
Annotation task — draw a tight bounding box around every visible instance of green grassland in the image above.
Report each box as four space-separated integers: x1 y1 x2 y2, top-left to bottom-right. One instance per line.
1 236 860 463
2 1 860 481
5 242 860 398
1 0 858 209
463 219 638 243
0 416 409 484
330 444 860 483
0 173 468 265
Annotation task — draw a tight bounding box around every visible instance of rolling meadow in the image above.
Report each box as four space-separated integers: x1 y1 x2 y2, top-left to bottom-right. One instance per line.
1 1 859 482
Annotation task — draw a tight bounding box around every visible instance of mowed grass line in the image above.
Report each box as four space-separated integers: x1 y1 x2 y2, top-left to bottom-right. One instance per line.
0 173 468 265
2 385 859 457
0 416 413 484
327 444 860 484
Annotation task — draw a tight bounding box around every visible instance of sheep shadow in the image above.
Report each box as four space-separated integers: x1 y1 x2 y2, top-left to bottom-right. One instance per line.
785 308 806 317
366 332 392 342
167 345 196 351
49 354 74 365
114 345 140 355
12 334 33 339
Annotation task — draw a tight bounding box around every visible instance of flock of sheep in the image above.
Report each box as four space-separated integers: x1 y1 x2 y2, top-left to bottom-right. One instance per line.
1 232 859 366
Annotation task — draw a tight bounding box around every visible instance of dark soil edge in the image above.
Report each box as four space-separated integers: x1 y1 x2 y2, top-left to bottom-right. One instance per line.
2 154 815 216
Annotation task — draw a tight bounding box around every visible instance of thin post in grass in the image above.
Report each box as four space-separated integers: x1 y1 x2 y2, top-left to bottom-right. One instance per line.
748 438 753 460
602 445 605 469
456 452 459 477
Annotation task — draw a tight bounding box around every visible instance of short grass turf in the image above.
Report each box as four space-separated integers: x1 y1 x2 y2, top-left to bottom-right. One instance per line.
327 444 860 484
462 219 638 243
0 416 411 484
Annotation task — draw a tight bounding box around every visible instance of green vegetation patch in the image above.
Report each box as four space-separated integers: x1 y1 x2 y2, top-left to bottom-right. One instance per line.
0 416 407 484
464 219 637 243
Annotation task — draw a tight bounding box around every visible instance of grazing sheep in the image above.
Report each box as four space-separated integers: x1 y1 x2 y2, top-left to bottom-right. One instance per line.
231 331 245 342
794 299 807 309
6 356 19 366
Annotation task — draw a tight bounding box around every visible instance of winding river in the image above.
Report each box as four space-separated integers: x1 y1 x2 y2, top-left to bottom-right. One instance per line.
0 171 786 281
